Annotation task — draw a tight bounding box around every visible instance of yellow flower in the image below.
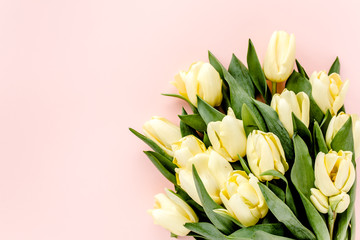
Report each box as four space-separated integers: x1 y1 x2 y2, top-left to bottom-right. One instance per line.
220 171 268 227
263 31 296 82
143 117 181 156
310 71 349 115
314 150 355 196
310 188 329 214
207 108 247 161
172 61 223 107
148 189 198 236
271 89 310 137
246 130 289 181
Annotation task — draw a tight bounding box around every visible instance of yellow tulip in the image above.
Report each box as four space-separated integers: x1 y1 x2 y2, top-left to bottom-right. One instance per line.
246 130 289 181
220 171 268 227
172 135 206 169
207 108 247 161
329 192 350 214
310 71 349 115
314 150 355 197
172 61 223 107
310 188 329 214
143 116 181 156
271 89 310 137
174 148 233 205
263 31 296 82
148 189 198 236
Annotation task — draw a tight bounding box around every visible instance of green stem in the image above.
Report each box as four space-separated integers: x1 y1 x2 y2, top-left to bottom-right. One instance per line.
272 82 277 95
328 210 337 240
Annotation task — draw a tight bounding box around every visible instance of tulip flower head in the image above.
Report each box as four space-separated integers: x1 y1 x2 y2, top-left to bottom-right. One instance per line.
263 30 296 82
148 189 198 236
246 130 289 181
172 61 223 107
143 116 182 157
207 108 247 161
271 89 310 137
220 171 268 227
310 71 349 115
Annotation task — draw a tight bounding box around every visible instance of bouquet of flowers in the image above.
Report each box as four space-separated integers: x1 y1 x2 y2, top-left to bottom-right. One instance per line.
130 31 358 240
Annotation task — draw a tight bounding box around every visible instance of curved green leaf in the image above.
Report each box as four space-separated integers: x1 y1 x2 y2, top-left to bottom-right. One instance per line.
213 208 245 228
238 154 250 175
228 223 286 239
247 39 271 104
253 100 294 162
129 128 172 161
179 114 207 132
313 121 329 157
253 231 295 240
161 93 198 113
292 113 312 147
258 183 316 240
228 54 255 98
143 151 176 184
180 108 199 138
197 96 225 124
192 165 235 234
185 222 228 240
328 57 340 74
241 104 267 136
320 110 332 135
291 135 330 240
295 59 309 79
331 117 355 163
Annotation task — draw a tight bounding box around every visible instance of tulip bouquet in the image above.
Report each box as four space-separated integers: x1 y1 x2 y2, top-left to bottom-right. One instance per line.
130 31 358 240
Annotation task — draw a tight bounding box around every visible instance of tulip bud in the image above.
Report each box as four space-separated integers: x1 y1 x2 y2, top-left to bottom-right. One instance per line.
148 189 198 236
207 108 247 161
172 61 223 107
329 192 350 213
325 112 360 159
263 31 296 82
310 71 349 115
175 148 233 205
143 117 182 156
172 135 207 169
220 171 268 227
246 130 289 181
271 89 310 137
310 188 329 214
314 150 355 196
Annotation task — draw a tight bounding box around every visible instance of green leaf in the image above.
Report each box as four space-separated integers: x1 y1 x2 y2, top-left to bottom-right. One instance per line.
292 113 312 147
313 121 329 157
320 110 332 135
285 71 324 124
228 54 255 98
268 182 285 202
261 170 297 216
161 93 198 113
213 208 245 228
143 151 176 184
241 104 267 136
350 213 355 240
192 165 235 234
247 39 271 104
197 96 225 124
180 108 199 138
331 117 355 164
228 223 286 239
203 132 211 148
328 56 340 74
179 114 207 132
184 222 228 240
295 59 309 79
238 154 250 175
208 52 267 133
252 231 296 240
129 128 172 161
291 135 330 240
258 183 316 240
253 100 294 162
335 180 356 240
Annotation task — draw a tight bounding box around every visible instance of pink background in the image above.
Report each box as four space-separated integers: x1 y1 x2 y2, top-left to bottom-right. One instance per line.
0 0 359 239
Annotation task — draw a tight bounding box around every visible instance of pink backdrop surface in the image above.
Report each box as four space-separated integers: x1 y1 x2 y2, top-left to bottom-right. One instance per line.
0 0 359 239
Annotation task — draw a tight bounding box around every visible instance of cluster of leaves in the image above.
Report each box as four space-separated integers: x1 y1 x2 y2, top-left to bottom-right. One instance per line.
130 40 356 239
